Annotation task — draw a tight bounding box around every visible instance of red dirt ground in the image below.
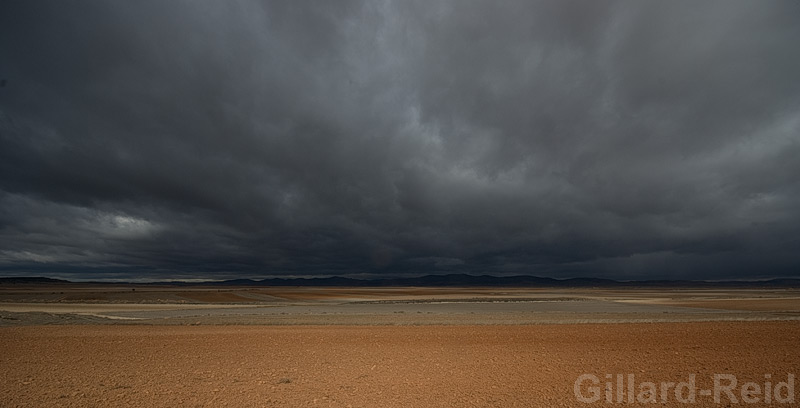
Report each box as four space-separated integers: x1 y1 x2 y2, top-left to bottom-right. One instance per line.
1 322 798 407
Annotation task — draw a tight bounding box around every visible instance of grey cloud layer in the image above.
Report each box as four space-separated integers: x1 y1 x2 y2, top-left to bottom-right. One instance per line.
1 1 799 280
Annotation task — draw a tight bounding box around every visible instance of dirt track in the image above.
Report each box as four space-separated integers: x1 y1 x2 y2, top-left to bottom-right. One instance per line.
2 322 798 407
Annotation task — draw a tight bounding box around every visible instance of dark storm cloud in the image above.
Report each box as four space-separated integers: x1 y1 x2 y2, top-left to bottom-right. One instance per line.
1 0 799 280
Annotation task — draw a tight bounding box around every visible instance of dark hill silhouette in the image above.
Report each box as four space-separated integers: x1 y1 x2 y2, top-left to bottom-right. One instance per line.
2 274 799 287
0 277 70 284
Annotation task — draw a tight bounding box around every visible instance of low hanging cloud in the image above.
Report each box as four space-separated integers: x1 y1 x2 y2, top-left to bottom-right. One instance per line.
1 0 799 281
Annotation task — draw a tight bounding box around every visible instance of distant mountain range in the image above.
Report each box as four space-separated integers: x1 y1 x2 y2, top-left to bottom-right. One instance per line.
1 274 799 287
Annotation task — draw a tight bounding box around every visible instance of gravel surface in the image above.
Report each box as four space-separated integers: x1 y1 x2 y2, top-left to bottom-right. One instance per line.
2 322 798 407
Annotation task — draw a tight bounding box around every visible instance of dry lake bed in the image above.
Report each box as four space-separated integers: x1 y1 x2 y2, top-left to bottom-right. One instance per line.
2 285 799 407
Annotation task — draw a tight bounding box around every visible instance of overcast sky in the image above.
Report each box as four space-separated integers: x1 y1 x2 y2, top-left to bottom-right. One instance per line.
1 1 799 281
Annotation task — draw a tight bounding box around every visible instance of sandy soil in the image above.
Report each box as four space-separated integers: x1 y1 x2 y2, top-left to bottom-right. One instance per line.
2 286 799 406
1 322 798 407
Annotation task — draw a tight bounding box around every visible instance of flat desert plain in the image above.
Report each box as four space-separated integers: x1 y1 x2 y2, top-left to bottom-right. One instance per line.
2 285 800 407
